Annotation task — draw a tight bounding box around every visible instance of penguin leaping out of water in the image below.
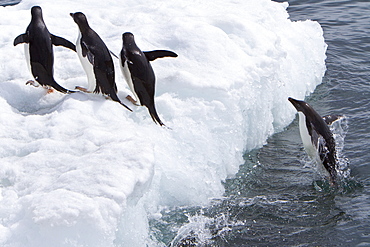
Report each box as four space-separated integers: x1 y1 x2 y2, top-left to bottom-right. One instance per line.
288 97 343 186
119 32 178 126
14 6 76 94
70 12 132 112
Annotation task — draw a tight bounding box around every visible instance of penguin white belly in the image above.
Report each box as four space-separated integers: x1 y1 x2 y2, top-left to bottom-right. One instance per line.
298 112 319 160
119 57 140 105
24 43 32 74
76 33 96 92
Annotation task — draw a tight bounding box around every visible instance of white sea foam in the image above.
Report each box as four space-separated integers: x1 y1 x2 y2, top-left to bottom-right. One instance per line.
0 0 326 246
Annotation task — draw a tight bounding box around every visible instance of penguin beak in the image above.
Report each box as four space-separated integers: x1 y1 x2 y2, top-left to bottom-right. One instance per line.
288 97 302 112
70 13 74 18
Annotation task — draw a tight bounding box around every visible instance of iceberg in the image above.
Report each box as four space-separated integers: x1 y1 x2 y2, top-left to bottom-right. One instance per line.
0 0 326 246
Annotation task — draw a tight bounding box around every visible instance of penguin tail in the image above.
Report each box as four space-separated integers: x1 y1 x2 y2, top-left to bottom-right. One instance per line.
147 104 165 126
119 101 133 112
31 63 76 94
109 92 133 112
51 81 76 94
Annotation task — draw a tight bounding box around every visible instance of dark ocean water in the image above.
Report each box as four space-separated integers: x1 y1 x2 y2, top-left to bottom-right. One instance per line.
0 0 20 6
154 0 370 246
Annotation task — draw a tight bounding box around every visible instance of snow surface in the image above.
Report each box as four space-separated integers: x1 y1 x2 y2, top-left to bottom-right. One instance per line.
0 0 326 246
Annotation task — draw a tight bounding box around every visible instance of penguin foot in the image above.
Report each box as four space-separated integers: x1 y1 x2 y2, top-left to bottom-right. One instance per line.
126 95 139 106
75 86 91 93
26 80 39 87
42 86 54 94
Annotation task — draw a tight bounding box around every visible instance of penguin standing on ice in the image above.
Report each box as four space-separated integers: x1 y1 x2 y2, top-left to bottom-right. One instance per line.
14 6 76 93
70 12 132 111
120 32 177 126
288 97 343 185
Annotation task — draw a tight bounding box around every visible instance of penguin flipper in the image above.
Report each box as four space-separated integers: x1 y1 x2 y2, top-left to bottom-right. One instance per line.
80 40 95 65
14 33 29 46
322 115 344 125
311 128 321 150
51 34 76 51
318 139 338 186
110 50 118 59
144 50 178 61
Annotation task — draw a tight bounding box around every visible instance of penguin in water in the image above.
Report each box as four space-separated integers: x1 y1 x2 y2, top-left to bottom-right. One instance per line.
288 97 343 186
119 32 177 126
14 6 76 94
70 12 132 111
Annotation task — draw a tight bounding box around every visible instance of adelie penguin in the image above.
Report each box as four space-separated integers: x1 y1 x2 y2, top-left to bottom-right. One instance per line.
288 97 343 186
14 6 76 94
120 32 178 126
70 12 132 112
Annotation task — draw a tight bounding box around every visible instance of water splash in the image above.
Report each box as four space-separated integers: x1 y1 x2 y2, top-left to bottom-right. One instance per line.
169 211 233 247
330 116 350 178
313 178 363 194
303 116 363 193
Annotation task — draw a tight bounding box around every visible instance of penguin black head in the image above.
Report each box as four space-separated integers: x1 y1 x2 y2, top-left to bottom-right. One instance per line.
122 32 135 46
31 6 43 19
70 12 89 30
288 97 324 127
288 97 310 113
